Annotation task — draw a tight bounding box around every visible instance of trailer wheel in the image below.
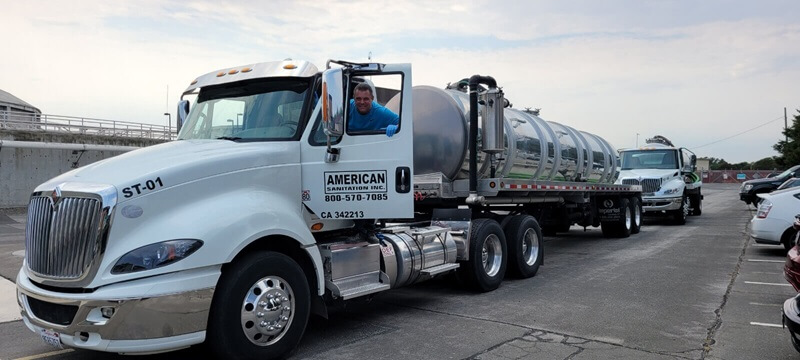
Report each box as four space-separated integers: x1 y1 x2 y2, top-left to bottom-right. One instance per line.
630 197 642 234
601 198 632 238
457 218 507 292
689 193 702 216
503 215 544 279
672 194 688 225
208 251 310 360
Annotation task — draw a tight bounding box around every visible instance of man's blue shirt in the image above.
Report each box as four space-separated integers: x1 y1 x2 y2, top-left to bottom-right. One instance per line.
348 100 399 132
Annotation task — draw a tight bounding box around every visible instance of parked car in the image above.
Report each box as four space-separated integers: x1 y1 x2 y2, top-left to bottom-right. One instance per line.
782 293 800 353
750 187 800 251
779 177 800 191
740 165 800 206
784 216 800 291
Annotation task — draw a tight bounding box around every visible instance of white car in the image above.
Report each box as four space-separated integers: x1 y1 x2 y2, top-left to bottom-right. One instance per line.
750 186 800 250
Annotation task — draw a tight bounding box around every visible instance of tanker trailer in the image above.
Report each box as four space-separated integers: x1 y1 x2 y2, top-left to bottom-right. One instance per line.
384 84 635 235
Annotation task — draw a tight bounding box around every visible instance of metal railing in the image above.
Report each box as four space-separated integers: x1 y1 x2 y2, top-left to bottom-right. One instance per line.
0 110 175 141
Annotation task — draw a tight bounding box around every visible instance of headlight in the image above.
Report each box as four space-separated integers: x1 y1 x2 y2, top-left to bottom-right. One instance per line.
744 184 753 191
663 188 681 195
112 239 203 274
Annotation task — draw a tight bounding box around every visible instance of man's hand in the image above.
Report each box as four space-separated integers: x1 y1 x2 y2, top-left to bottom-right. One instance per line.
386 124 398 137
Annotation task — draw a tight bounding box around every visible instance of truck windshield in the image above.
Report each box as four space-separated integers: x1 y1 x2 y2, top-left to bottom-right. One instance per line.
178 79 310 141
621 150 679 170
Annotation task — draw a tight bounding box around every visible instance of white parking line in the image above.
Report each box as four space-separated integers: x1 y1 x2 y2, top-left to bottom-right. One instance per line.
750 322 783 328
750 302 784 307
13 349 73 360
747 259 786 263
744 281 792 287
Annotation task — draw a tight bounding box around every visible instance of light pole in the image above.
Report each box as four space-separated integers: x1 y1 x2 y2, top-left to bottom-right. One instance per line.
636 133 640 147
163 113 171 138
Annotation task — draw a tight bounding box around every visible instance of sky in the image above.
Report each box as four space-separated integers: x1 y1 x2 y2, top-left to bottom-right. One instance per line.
2 0 800 163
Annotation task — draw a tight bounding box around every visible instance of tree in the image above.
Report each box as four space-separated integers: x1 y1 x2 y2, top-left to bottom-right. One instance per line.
774 109 800 167
751 157 779 170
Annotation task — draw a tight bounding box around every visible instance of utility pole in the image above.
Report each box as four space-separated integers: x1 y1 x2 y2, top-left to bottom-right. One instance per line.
786 107 789 143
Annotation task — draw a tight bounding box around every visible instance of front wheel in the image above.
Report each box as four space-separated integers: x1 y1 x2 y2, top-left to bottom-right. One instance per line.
672 194 688 225
456 218 507 292
208 251 311 360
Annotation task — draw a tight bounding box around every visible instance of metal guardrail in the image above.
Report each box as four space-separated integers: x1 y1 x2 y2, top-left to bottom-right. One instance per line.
0 110 175 140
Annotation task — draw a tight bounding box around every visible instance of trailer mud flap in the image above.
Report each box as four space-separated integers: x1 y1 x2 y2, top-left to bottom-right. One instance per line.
597 198 622 222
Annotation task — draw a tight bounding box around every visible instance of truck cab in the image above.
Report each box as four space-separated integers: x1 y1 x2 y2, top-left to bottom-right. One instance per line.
616 138 702 224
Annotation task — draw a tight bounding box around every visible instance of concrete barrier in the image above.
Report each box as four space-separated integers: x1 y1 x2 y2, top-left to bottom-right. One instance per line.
0 129 166 208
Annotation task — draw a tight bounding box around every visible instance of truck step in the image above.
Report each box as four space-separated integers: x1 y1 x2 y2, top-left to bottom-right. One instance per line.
421 263 460 276
410 227 450 237
339 282 391 300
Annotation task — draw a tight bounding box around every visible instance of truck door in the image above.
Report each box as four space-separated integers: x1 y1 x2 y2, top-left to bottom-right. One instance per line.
299 64 414 220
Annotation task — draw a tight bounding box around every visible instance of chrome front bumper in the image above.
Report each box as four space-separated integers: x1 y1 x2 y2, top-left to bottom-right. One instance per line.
16 265 220 354
641 196 682 212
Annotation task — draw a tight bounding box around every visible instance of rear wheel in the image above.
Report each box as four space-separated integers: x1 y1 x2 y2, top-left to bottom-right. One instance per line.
457 218 507 292
630 197 642 234
208 251 311 360
601 198 632 238
503 215 544 278
689 193 703 216
782 228 799 252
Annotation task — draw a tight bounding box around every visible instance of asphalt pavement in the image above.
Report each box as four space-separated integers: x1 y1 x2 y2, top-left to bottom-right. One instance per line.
0 183 796 359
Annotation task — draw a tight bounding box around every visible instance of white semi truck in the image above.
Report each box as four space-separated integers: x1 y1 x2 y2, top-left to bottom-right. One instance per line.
616 135 702 225
16 59 642 359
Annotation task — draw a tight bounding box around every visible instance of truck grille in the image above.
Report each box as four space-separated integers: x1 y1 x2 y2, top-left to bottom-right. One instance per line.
622 178 662 193
25 196 104 280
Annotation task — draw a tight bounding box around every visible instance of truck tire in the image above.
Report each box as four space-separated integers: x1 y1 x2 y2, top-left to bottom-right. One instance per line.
503 215 544 278
672 194 688 225
456 218 507 292
689 193 702 216
208 251 311 360
601 198 632 238
630 197 642 234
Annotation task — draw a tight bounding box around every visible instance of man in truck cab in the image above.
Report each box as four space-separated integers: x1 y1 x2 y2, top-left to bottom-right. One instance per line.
348 82 399 136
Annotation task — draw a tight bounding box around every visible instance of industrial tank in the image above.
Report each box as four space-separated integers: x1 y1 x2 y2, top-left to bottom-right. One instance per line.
385 86 618 183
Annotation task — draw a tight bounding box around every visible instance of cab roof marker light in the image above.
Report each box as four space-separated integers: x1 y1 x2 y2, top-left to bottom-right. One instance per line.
216 72 226 77
190 79 198 85
284 64 297 70
228 69 239 75
241 67 253 73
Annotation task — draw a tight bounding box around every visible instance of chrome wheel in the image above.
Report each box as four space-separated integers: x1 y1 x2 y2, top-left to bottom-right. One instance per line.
521 228 540 266
624 205 632 230
482 234 503 277
241 275 295 346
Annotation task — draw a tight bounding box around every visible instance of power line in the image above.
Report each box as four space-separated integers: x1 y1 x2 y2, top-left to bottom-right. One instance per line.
691 115 785 150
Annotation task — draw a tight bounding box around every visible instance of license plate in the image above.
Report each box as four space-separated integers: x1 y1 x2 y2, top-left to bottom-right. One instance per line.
40 329 63 349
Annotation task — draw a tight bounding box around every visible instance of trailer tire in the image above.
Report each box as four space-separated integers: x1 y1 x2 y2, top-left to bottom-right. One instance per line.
630 197 642 234
457 218 507 292
601 198 632 238
208 251 310 360
503 215 544 279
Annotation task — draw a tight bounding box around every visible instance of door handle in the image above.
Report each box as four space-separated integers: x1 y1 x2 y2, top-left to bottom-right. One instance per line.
396 167 410 193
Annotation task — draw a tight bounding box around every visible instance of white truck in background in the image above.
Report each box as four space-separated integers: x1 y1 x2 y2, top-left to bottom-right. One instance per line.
616 135 702 224
17 59 642 359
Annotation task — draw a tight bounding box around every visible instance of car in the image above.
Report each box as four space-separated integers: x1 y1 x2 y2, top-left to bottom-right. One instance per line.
785 216 800 291
779 177 800 191
740 165 800 206
783 293 800 353
750 186 800 251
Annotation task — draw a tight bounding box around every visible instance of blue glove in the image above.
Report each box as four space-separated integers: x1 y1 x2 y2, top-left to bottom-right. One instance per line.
386 124 398 137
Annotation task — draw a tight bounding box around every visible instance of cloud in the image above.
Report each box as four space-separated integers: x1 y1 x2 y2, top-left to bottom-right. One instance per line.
2 1 799 162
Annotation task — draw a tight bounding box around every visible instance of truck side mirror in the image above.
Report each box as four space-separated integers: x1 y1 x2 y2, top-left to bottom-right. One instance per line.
322 68 345 137
177 100 190 132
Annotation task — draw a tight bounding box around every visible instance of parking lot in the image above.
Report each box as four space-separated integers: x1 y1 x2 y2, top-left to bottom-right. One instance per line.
0 183 797 359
